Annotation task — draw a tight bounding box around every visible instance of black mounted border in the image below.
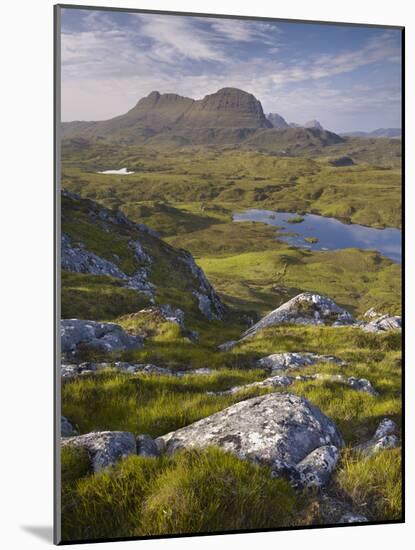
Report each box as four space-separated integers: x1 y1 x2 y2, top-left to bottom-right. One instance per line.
53 4 405 545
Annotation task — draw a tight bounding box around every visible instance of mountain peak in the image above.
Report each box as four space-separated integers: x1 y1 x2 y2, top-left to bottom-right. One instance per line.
304 120 324 130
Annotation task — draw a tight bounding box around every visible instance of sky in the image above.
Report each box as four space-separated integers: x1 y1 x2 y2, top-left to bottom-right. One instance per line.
60 8 402 133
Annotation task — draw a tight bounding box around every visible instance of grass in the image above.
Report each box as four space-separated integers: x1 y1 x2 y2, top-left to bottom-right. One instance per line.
62 369 265 437
60 141 402 535
304 236 318 244
61 448 299 541
334 448 402 521
62 324 401 446
285 216 305 224
62 145 401 229
62 271 151 320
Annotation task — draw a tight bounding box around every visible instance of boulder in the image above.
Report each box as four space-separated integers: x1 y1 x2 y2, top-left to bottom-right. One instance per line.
136 434 160 457
257 352 344 373
355 418 400 456
240 293 355 340
296 445 340 488
363 314 401 333
156 393 344 487
62 431 137 472
61 319 143 354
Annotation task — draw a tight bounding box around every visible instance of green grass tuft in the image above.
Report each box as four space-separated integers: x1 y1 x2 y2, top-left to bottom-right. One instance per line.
62 448 298 541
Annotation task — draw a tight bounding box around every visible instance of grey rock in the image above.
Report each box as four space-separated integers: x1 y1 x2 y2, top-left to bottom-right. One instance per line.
374 418 398 439
156 393 344 486
136 434 160 457
257 352 344 373
62 431 136 472
61 416 77 437
114 362 172 376
210 373 377 397
176 367 214 377
339 512 368 523
363 314 401 333
129 239 152 264
217 340 237 351
61 319 143 355
346 376 378 396
241 293 355 340
355 418 400 456
209 375 294 396
296 445 340 488
61 234 154 296
179 250 225 320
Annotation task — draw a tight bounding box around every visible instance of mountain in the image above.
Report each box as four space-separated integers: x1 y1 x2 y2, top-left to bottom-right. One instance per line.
61 190 225 322
266 113 289 129
62 88 272 145
61 88 347 150
341 128 401 138
242 126 344 153
304 120 324 130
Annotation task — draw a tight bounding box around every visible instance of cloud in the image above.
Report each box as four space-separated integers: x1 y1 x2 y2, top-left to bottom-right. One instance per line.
60 10 401 131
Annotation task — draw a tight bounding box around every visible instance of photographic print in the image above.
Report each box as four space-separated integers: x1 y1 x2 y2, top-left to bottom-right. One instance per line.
55 5 403 544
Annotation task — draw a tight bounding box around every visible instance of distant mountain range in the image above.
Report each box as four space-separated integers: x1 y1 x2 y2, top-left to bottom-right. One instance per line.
340 128 401 138
265 113 400 139
61 87 398 151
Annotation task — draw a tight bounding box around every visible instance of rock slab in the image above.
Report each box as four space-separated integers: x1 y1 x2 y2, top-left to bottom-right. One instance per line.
156 392 344 487
61 319 143 354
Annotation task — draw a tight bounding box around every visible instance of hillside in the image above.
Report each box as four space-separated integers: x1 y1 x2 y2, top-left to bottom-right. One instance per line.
61 190 225 323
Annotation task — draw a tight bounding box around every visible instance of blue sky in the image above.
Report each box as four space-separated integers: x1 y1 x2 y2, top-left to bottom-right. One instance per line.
60 8 402 132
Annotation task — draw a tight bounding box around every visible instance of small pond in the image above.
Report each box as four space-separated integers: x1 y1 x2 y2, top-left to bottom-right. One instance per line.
233 209 401 263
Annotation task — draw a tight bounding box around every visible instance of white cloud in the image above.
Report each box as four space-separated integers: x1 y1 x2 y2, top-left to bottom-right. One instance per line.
60 12 401 131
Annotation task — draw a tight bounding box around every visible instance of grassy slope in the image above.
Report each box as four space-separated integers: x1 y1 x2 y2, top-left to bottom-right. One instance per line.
61 323 402 539
168 220 401 318
62 143 401 230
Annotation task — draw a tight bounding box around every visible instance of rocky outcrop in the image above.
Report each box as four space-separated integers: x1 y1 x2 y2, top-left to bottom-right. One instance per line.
210 373 378 397
304 120 324 130
61 319 143 355
240 293 355 340
61 233 154 296
362 314 401 333
355 418 400 456
266 112 289 129
156 393 344 488
62 431 136 472
179 250 225 320
257 352 344 373
220 295 400 349
61 360 215 379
